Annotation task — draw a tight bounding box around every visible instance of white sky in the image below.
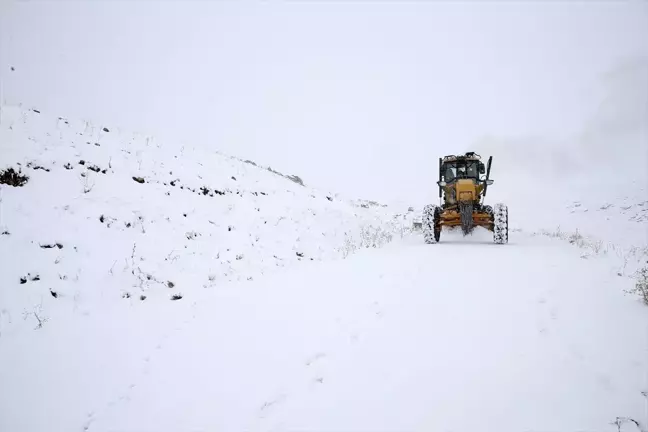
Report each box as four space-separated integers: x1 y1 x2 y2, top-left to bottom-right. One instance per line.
1 0 646 205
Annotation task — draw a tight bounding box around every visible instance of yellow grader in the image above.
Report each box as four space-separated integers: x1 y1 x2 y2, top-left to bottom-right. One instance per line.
422 152 508 244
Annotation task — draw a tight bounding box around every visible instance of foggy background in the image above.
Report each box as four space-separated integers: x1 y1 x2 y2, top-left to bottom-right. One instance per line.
1 0 646 206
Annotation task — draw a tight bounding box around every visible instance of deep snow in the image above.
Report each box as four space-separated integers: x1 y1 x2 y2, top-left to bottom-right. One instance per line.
1 104 647 432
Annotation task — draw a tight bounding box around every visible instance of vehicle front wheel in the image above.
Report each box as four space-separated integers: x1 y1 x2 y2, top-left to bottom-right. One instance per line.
422 204 441 244
493 203 508 244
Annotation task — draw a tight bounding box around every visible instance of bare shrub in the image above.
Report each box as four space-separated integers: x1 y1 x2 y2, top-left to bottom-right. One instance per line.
0 168 29 187
628 266 648 305
81 173 95 193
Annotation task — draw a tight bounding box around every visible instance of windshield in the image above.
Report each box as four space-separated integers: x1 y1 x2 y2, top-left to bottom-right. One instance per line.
443 161 479 182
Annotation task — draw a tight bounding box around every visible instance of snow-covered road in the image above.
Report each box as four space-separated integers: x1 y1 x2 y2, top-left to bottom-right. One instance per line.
4 228 644 432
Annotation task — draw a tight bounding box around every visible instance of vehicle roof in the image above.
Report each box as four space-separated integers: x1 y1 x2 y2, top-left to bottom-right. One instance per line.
442 153 482 162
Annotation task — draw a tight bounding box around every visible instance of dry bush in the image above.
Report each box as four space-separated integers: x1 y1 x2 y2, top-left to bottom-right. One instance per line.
0 168 29 187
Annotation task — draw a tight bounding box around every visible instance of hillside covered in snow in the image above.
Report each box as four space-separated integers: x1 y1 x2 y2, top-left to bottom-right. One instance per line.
0 104 414 338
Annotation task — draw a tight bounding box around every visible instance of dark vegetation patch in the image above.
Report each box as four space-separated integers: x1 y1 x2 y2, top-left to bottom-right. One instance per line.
286 175 304 186
27 163 50 172
20 274 40 284
40 243 63 249
0 168 29 187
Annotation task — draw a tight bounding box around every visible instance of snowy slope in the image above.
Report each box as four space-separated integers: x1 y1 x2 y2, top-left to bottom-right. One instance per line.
0 104 411 338
1 104 647 432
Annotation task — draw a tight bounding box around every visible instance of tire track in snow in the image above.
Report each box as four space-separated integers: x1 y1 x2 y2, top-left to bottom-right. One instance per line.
249 294 390 430
82 312 198 431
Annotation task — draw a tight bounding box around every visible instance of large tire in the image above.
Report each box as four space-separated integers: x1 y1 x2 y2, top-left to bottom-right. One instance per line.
422 204 441 244
493 203 508 244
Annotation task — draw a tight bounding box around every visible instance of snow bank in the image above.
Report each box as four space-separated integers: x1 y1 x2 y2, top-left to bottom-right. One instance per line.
0 104 411 338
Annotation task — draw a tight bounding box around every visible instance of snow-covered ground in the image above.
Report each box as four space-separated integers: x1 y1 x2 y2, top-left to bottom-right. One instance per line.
1 104 647 432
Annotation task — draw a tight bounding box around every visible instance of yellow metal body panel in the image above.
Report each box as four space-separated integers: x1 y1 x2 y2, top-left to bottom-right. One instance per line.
455 179 475 202
438 178 493 230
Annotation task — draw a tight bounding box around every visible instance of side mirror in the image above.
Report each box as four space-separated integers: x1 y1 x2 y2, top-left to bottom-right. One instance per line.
437 180 446 187
485 179 494 185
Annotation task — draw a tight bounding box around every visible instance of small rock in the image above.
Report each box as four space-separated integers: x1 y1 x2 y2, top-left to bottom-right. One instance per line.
167 281 175 289
50 289 58 298
132 176 145 184
102 127 110 132
79 160 85 165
